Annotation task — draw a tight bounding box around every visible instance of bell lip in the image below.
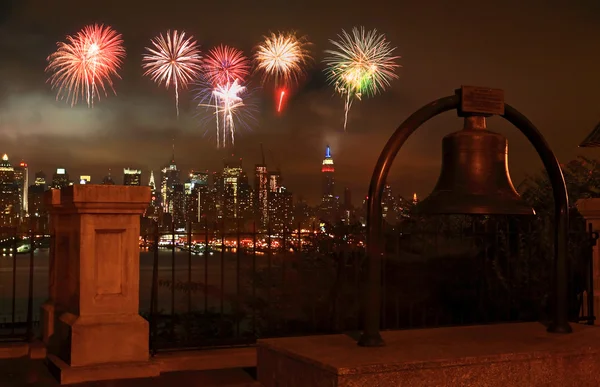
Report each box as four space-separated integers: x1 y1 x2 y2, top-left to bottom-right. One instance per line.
415 195 536 216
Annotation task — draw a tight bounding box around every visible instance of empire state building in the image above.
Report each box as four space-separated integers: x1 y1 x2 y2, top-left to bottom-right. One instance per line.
320 145 337 222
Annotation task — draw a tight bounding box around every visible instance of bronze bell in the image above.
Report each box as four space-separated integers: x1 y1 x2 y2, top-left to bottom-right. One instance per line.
416 116 535 215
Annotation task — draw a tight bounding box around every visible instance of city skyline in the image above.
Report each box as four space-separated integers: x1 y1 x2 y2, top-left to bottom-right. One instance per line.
0 144 357 206
0 1 599 205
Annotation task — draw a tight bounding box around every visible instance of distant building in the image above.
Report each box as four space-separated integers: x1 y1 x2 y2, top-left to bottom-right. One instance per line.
160 153 180 217
123 168 142 186
0 155 19 227
320 145 338 223
268 171 281 193
34 171 46 189
102 171 115 185
254 164 268 228
172 183 186 228
51 168 70 189
13 161 28 218
268 186 293 233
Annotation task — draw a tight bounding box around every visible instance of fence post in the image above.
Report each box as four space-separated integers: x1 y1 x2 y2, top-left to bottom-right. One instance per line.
575 199 600 325
26 222 35 341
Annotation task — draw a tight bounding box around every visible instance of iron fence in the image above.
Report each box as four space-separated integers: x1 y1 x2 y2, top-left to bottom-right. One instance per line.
0 214 594 352
144 214 596 354
0 226 44 343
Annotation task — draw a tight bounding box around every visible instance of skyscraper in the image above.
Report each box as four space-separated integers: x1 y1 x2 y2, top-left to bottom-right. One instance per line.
0 154 19 226
187 171 210 223
254 164 268 227
13 161 28 218
268 186 293 233
160 151 180 216
222 156 243 221
320 145 337 222
102 170 115 185
34 171 46 188
268 171 281 193
51 168 70 189
123 168 142 186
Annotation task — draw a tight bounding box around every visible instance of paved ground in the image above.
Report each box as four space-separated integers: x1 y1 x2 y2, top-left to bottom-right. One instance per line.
1 357 259 387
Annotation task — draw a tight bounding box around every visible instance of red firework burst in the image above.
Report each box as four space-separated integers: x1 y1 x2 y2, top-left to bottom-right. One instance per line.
202 45 250 87
46 24 126 107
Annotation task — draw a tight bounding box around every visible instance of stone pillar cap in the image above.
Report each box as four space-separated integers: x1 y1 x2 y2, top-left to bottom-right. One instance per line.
55 185 151 214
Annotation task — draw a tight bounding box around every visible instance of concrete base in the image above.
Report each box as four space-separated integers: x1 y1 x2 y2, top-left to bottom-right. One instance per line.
0 342 29 359
40 300 55 346
156 347 256 372
47 354 160 385
54 312 149 367
0 340 46 360
257 323 600 387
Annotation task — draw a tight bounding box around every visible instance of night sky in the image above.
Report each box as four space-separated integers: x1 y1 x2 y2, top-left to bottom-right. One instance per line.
0 0 599 205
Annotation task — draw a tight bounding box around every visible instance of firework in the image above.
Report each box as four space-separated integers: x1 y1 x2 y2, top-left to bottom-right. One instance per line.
324 27 400 130
46 24 126 108
196 79 254 148
202 45 251 86
142 30 202 117
254 31 312 112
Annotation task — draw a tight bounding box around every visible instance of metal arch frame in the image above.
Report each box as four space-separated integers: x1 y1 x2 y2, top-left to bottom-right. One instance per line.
358 93 571 347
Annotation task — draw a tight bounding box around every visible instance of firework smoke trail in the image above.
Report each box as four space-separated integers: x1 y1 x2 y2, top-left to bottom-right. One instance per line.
46 24 125 108
201 46 250 147
324 27 400 130
254 31 312 112
142 30 202 117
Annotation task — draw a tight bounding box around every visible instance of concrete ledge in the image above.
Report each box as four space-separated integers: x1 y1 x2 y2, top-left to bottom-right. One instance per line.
28 340 47 359
47 354 160 385
0 342 29 359
257 323 600 387
155 347 256 372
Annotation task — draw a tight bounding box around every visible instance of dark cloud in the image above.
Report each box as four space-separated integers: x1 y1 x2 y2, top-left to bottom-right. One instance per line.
0 0 598 204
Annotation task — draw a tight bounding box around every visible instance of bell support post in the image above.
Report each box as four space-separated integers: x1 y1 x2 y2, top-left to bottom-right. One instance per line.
358 88 571 347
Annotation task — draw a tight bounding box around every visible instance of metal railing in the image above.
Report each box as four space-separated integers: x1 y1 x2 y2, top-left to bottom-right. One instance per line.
0 214 593 351
0 226 44 343
144 214 595 354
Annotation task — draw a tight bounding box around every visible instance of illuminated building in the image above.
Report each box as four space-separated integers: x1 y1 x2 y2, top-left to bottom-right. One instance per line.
160 149 180 217
268 172 281 192
381 184 398 223
222 156 243 221
268 186 293 233
184 170 210 224
102 171 115 185
51 168 70 189
34 171 46 188
254 164 268 227
13 161 28 217
79 175 91 184
123 168 142 186
172 183 186 228
342 187 353 224
0 154 19 227
145 171 160 222
320 145 338 222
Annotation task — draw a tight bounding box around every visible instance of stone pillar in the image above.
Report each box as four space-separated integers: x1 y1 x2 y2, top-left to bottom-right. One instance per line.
45 185 159 384
40 189 61 347
575 198 600 326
